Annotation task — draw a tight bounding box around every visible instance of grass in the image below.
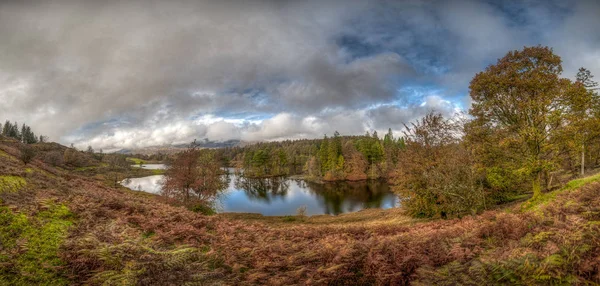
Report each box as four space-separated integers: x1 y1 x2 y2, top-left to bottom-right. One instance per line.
126 157 146 165
0 175 26 193
0 203 73 285
217 207 416 227
0 149 18 162
522 171 600 211
74 166 99 172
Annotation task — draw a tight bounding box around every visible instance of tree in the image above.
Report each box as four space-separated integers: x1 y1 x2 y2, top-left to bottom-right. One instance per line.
161 142 225 207
63 148 79 166
393 112 481 218
2 121 10 136
19 144 36 165
576 67 599 90
383 128 394 147
104 154 130 187
571 68 600 175
318 135 330 173
468 46 577 199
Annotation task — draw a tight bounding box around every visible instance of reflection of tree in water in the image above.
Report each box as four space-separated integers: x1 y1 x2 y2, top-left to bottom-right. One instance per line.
234 176 290 203
305 180 390 215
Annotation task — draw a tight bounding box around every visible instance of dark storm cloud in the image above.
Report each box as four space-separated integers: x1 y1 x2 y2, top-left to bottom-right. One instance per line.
0 0 599 149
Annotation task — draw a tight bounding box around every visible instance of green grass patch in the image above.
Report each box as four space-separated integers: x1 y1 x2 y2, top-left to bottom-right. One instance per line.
522 172 600 211
0 203 73 285
74 165 99 172
126 157 146 165
0 175 26 193
190 204 216 215
0 149 17 161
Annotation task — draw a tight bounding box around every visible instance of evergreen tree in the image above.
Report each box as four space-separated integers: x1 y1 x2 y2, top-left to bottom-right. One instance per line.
577 67 599 89
383 128 394 147
318 135 330 172
1 120 10 136
21 124 26 143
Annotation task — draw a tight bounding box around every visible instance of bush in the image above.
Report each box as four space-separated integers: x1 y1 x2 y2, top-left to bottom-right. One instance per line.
19 145 36 165
42 151 64 167
190 203 216 215
392 112 485 218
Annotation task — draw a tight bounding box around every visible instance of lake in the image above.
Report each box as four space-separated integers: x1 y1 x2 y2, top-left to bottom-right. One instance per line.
121 165 399 216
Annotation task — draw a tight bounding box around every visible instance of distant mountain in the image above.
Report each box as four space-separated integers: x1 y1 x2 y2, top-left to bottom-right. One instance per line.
115 139 242 155
175 139 242 149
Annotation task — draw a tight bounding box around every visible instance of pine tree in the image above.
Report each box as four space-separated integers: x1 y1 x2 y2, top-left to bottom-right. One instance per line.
21 124 26 143
383 128 394 147
1 121 9 136
318 135 330 172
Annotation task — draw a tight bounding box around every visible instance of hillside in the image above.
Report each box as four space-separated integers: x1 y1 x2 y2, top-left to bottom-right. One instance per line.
2 138 600 285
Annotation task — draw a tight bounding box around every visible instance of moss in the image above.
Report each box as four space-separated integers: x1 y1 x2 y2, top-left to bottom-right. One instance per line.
0 149 18 162
0 204 73 285
0 175 26 193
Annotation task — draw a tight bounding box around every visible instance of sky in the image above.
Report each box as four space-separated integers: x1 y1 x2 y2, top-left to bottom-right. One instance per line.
1 0 599 151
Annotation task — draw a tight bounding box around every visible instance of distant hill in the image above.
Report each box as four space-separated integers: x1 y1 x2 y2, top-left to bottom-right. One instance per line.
115 139 242 155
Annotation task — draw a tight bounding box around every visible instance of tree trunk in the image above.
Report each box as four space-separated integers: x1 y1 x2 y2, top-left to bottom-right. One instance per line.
581 143 585 176
532 172 542 199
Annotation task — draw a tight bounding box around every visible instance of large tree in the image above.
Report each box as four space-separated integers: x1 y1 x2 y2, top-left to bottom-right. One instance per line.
468 46 582 198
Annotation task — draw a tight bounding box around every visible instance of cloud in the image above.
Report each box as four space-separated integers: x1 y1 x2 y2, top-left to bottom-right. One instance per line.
0 0 599 150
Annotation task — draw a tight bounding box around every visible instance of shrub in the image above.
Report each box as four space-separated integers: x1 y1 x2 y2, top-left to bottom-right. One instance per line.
296 205 307 217
190 203 216 215
19 145 36 165
42 151 64 167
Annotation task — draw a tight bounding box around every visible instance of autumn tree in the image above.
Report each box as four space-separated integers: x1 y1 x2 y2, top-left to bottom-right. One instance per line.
161 143 225 207
393 112 481 218
468 46 579 199
342 141 367 181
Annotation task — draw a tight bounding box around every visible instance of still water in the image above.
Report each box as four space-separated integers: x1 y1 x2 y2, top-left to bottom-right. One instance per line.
122 166 399 216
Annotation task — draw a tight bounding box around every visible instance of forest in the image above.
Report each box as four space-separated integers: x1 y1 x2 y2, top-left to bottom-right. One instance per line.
215 130 404 181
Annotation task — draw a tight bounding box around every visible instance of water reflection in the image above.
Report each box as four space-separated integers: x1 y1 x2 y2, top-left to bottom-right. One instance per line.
121 175 164 194
304 180 395 215
122 171 399 216
131 164 166 170
233 176 290 203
